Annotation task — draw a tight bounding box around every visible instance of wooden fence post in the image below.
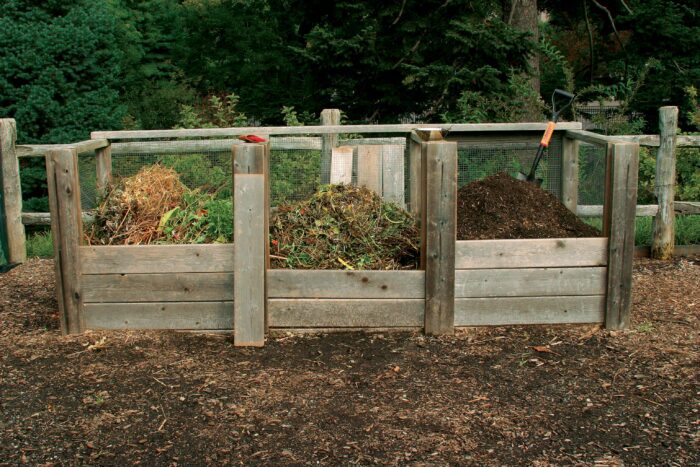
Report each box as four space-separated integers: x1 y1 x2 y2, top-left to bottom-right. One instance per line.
232 143 269 346
0 119 26 264
652 106 678 260
561 135 580 213
605 142 639 330
408 134 422 218
46 148 84 334
320 109 341 185
95 142 112 197
422 139 457 335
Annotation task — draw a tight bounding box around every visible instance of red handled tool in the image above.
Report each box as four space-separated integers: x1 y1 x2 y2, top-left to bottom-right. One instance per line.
238 134 267 143
518 89 575 185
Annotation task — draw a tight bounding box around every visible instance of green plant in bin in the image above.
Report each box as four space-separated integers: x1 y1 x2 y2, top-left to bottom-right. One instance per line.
158 191 233 244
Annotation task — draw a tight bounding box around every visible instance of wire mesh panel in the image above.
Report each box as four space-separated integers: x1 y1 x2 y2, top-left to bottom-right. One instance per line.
578 143 608 205
456 136 563 198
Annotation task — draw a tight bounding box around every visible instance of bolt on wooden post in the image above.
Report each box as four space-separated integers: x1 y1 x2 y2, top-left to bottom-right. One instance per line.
232 143 269 346
418 129 457 335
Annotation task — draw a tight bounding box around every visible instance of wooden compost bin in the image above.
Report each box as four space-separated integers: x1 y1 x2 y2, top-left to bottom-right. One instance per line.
44 123 638 346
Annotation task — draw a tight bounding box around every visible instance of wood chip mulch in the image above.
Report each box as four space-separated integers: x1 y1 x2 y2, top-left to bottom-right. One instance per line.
0 257 698 465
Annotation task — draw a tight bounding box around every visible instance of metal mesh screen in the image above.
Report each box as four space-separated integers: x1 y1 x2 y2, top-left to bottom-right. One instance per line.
457 137 563 197
578 143 607 205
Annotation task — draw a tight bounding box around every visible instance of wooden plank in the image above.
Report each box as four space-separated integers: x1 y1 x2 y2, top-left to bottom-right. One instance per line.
652 106 679 260
46 148 84 334
565 130 623 146
605 143 639 330
602 142 614 237
268 270 425 299
320 109 341 184
0 119 26 263
582 134 700 148
330 146 354 184
83 302 233 330
357 145 382 193
233 144 267 346
81 244 234 274
339 137 406 147
422 140 457 335
16 140 109 158
635 245 700 258
455 238 608 269
82 273 233 303
110 137 321 155
95 143 112 197
91 122 583 140
408 135 422 217
454 295 605 326
23 212 94 226
381 144 405 207
455 267 606 298
268 299 424 327
577 202 700 217
73 139 109 154
561 137 579 213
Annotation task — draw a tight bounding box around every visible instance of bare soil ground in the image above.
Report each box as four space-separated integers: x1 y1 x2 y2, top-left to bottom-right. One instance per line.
1 257 698 465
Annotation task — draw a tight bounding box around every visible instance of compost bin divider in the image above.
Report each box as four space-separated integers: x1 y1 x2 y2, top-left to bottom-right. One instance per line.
232 142 269 346
46 147 84 333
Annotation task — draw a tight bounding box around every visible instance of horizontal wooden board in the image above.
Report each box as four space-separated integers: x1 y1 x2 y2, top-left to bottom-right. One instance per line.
577 202 700 217
82 273 232 303
111 137 321 155
455 295 605 326
268 270 425 299
84 302 232 330
455 267 606 298
455 238 608 269
92 122 582 140
16 139 109 157
268 299 424 327
81 244 234 274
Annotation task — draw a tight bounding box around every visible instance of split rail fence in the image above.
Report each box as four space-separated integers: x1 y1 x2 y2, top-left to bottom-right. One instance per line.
0 116 647 344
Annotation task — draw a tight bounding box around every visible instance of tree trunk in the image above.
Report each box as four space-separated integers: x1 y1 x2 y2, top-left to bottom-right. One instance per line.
509 0 540 102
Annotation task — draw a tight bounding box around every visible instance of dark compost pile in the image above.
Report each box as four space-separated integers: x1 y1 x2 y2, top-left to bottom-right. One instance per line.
457 172 600 240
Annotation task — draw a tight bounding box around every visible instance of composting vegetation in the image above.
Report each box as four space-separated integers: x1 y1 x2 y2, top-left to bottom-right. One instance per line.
269 184 419 270
457 172 601 240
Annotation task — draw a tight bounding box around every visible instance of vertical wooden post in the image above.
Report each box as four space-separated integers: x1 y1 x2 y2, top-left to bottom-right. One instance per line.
422 140 457 335
605 142 639 330
320 109 341 185
652 106 679 260
46 148 84 334
561 136 580 213
408 133 422 218
0 119 26 264
232 143 268 347
95 142 112 198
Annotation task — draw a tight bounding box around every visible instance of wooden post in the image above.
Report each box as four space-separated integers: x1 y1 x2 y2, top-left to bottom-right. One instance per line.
232 143 268 346
561 136 580 213
330 146 354 184
605 142 639 330
46 148 84 334
422 140 457 335
408 134 422 218
320 109 341 185
0 119 26 264
95 142 112 197
652 106 679 260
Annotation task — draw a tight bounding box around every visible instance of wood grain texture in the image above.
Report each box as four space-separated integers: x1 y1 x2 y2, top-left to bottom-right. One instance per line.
110 137 321 155
16 140 109 158
605 143 639 330
561 137 580 212
95 144 112 196
576 202 700 217
268 270 425 299
422 140 457 334
0 119 26 263
82 273 233 303
408 136 422 217
455 267 606 298
91 122 582 140
81 244 234 274
455 238 608 269
320 109 341 185
454 295 605 326
330 146 354 184
46 148 84 333
651 106 678 260
357 145 382 193
84 302 233 330
268 299 424 327
233 144 267 346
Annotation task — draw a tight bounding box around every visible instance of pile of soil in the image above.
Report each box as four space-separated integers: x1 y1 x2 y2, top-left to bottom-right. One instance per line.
457 172 600 240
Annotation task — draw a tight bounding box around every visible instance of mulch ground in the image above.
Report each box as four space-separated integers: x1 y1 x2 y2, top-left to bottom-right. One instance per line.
1 257 698 465
457 173 601 240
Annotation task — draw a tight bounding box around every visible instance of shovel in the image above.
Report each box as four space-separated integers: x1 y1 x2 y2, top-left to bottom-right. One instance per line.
517 89 576 185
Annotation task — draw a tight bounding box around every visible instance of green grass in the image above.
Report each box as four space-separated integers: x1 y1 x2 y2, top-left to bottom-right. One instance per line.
26 231 54 258
584 215 700 246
